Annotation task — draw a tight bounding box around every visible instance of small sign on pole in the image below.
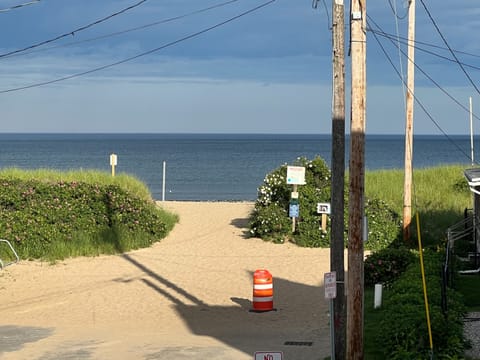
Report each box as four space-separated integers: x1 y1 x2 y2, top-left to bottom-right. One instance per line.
317 202 331 214
254 351 283 360
324 271 337 299
110 153 117 177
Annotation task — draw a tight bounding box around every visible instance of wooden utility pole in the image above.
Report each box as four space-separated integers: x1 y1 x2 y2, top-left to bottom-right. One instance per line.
403 0 415 242
347 0 366 358
330 0 346 359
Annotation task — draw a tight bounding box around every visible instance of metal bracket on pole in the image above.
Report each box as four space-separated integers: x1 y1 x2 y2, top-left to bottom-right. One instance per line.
0 239 19 269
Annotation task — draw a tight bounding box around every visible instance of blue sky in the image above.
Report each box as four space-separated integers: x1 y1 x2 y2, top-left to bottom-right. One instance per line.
0 0 479 134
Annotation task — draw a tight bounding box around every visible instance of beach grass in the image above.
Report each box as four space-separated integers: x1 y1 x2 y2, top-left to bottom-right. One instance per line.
365 164 471 246
0 167 153 201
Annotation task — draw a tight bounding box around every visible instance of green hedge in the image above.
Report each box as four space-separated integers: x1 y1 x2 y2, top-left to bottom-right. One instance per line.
0 175 176 261
373 251 467 359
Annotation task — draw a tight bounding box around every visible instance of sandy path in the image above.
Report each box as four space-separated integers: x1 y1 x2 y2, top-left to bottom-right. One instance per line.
0 201 332 360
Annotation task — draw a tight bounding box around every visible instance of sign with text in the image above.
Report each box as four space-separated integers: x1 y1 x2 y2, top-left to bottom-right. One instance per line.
254 351 283 360
324 271 337 299
317 202 331 215
286 166 306 185
289 203 299 218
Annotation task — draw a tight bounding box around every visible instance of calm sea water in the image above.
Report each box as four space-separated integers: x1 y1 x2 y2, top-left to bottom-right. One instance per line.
0 133 477 201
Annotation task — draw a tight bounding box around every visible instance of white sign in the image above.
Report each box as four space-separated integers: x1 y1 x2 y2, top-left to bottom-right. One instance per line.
254 351 283 360
324 271 337 299
110 153 118 166
317 202 331 215
286 166 306 185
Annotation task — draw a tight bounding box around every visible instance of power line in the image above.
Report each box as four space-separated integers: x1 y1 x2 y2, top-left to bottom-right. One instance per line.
0 0 149 58
0 0 39 13
387 0 409 20
0 0 276 94
1 0 240 60
418 0 480 96
367 16 477 164
368 28 480 72
368 28 480 60
366 17 480 123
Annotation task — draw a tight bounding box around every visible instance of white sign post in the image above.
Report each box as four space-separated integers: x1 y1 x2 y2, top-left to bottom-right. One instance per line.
110 153 117 177
286 166 306 185
317 203 331 231
325 271 337 360
286 166 306 233
254 351 283 360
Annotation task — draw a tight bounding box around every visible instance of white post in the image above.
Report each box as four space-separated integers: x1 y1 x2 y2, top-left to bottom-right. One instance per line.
374 283 383 309
470 97 474 166
162 161 166 202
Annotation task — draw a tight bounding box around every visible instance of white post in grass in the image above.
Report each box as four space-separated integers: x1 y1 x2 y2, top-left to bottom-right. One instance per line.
162 161 166 202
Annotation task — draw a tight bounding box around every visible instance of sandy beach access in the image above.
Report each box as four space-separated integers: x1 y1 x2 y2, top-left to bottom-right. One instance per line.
0 201 333 360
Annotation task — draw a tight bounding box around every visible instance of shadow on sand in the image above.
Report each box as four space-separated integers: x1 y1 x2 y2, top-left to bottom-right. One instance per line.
121 253 330 360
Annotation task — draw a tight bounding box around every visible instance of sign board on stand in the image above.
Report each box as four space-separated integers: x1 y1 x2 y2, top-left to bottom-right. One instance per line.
254 351 283 360
286 166 306 185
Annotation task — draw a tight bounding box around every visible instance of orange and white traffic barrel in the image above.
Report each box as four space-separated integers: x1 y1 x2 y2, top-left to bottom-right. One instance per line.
252 269 274 312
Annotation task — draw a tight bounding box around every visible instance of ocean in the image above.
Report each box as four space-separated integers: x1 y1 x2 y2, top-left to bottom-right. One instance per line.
0 133 477 201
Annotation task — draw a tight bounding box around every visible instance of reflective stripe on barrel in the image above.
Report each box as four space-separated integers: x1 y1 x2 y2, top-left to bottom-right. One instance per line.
252 269 274 311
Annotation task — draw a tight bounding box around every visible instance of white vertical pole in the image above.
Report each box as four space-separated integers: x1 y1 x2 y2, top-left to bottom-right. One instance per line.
470 97 474 166
374 283 383 309
162 161 166 202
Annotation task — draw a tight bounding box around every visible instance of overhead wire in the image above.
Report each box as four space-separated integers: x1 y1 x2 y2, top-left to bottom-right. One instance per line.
391 0 407 114
369 28 480 72
0 0 241 60
418 0 480 96
0 0 39 13
367 15 478 165
367 16 480 123
0 0 276 94
387 0 408 20
369 28 480 61
0 0 149 58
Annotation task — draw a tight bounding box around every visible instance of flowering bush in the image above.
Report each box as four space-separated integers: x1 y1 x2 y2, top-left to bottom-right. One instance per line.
249 156 332 247
0 178 171 259
249 156 402 249
364 247 415 287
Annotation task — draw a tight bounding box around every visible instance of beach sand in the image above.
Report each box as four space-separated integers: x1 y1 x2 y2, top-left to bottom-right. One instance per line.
0 201 333 360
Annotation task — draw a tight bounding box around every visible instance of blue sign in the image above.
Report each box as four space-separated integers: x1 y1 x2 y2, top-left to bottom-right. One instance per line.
289 203 299 218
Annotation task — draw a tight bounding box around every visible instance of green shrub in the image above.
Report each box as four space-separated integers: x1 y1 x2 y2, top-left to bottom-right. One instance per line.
375 251 467 358
249 156 402 249
0 173 177 261
364 247 416 287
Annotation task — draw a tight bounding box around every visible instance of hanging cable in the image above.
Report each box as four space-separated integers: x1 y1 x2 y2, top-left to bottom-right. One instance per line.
0 0 149 58
0 0 276 94
419 0 480 96
369 28 480 71
0 0 241 60
387 0 408 20
391 0 407 115
367 16 478 165
367 16 480 123
0 0 39 13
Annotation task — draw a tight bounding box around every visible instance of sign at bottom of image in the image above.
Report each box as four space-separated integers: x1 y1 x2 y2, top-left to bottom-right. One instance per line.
254 351 283 360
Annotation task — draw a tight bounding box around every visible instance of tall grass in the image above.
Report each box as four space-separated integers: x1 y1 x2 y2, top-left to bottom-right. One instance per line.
365 164 472 245
0 168 152 201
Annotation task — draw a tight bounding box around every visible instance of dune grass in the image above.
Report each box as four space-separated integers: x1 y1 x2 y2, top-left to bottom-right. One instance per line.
365 164 471 246
0 167 153 201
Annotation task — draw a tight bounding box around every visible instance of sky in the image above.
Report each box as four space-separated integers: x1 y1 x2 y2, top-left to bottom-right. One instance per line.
0 0 479 135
